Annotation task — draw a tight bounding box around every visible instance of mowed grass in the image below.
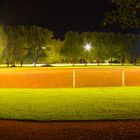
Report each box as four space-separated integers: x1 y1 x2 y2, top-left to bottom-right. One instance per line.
0 87 140 121
0 64 140 70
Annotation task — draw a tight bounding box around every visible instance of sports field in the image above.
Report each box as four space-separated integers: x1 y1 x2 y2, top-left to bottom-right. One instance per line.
0 67 140 88
0 87 140 121
0 67 140 139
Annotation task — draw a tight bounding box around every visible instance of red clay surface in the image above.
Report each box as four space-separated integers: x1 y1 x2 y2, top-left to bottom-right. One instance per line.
125 70 140 86
0 68 73 88
0 120 140 140
0 68 140 88
76 69 122 87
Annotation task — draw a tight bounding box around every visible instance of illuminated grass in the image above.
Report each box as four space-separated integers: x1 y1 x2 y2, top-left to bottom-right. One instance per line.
0 87 140 121
0 65 140 72
0 63 140 70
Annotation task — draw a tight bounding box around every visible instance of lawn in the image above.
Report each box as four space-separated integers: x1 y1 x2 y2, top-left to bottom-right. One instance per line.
1 63 140 69
0 87 140 121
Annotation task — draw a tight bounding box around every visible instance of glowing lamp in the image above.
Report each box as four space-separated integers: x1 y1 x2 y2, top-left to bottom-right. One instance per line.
84 43 92 51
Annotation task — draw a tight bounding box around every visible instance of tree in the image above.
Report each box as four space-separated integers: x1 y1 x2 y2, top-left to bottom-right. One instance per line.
46 39 63 64
14 25 29 67
92 32 108 65
81 32 94 66
103 32 119 65
2 26 29 67
0 25 7 63
104 0 140 28
27 25 53 67
61 31 84 65
2 26 15 67
125 34 140 65
114 34 129 65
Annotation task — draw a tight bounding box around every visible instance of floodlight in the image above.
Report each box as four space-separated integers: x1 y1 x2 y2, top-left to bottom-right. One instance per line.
84 43 92 51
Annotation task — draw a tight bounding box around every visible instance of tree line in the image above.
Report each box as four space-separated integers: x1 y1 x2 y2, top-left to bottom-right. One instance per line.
0 25 140 67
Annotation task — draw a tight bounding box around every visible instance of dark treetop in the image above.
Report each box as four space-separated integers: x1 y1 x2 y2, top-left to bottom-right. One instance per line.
0 0 139 38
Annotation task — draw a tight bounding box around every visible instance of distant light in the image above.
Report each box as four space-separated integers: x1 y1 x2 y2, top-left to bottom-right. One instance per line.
42 46 46 50
84 43 92 51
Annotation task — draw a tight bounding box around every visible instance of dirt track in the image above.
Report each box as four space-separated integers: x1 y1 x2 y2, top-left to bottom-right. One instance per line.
0 68 140 88
0 120 140 140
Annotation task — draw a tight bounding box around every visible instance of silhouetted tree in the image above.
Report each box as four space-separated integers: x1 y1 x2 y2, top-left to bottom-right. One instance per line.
104 0 140 28
61 31 84 66
27 25 53 67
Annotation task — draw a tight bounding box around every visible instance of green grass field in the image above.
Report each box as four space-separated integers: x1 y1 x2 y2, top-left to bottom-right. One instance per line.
0 87 140 121
0 63 140 69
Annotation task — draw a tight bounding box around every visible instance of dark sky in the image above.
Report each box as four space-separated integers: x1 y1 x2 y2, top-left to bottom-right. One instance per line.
0 0 139 38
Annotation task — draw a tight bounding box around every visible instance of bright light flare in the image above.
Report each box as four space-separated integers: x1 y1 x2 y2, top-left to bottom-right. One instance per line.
84 43 92 51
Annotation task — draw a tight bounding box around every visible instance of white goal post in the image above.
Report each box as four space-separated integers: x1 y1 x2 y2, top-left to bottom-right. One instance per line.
122 69 125 87
73 70 76 88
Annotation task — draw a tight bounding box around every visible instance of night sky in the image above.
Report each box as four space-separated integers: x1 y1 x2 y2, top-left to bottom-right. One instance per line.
0 0 139 38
